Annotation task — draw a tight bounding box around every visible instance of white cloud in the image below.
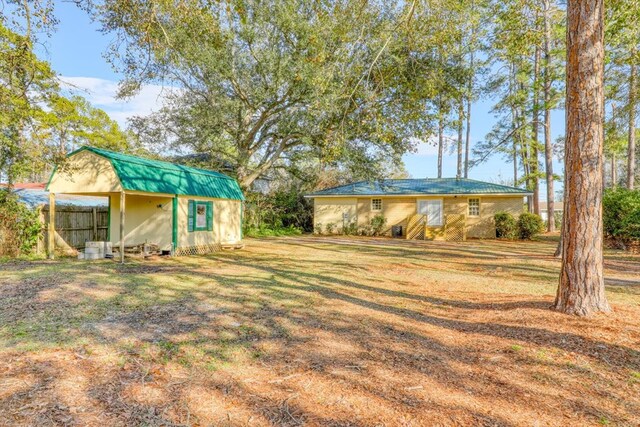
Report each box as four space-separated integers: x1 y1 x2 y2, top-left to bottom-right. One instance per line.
59 76 172 127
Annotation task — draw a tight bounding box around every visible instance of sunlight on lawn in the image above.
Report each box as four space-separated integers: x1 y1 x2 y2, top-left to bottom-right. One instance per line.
1 236 638 426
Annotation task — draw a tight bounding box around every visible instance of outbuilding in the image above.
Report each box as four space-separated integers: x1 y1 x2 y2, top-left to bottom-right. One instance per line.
306 178 531 241
47 146 244 260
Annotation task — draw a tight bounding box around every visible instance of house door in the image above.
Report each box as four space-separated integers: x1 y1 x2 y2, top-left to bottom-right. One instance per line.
417 200 443 226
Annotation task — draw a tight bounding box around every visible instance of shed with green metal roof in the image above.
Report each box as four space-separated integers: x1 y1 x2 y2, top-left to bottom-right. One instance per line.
306 178 531 241
47 146 244 260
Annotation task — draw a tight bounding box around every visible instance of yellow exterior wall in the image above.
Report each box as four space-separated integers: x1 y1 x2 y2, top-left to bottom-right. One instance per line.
313 195 526 239
48 150 122 194
313 197 357 233
177 196 242 247
466 196 524 238
110 193 173 250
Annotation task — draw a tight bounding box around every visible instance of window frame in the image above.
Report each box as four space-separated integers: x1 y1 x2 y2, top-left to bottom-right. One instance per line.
194 201 209 231
468 198 480 217
417 198 443 226
371 198 383 212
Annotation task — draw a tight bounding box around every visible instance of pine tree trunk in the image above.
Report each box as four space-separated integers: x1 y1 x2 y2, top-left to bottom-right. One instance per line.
438 103 444 178
457 99 463 178
532 45 541 215
554 0 610 316
464 51 474 179
544 0 555 232
628 61 636 190
611 153 616 187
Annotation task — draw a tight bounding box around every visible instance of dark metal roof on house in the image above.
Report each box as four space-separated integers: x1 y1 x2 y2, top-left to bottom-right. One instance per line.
306 178 532 197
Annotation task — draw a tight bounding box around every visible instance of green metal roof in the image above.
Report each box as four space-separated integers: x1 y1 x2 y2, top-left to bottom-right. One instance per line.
59 146 244 200
307 178 531 197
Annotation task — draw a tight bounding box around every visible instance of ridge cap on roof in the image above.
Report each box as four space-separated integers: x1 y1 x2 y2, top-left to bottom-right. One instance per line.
81 146 235 181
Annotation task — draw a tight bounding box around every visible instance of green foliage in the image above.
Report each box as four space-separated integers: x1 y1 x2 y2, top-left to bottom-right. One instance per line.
242 189 312 237
517 212 545 240
343 222 358 236
314 223 323 235
603 188 640 242
243 225 302 238
87 0 458 189
0 190 42 256
325 223 336 234
0 20 134 184
370 214 387 236
494 212 517 239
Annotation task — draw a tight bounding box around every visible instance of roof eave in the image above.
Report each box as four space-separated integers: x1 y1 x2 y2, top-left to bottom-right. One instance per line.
304 192 532 198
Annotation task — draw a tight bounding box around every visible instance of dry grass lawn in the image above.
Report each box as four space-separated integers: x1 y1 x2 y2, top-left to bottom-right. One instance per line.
1 236 639 426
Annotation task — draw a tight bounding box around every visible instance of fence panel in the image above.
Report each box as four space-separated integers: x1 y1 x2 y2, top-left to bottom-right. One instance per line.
42 206 109 249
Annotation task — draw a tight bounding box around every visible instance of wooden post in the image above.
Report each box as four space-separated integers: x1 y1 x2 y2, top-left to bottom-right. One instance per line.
120 191 125 263
92 207 98 241
48 193 55 259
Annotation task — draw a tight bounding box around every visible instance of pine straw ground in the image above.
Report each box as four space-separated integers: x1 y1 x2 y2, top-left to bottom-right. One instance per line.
0 236 639 427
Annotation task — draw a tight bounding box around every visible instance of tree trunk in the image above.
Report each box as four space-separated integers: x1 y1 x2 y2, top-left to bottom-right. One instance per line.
627 61 637 190
438 103 444 178
457 99 464 178
464 51 474 179
554 0 610 316
532 45 541 215
544 0 555 232
611 152 616 187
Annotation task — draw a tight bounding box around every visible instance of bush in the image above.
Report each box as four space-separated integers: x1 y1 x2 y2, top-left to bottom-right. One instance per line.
343 221 358 235
314 223 323 235
243 225 302 238
603 188 640 243
494 212 517 239
0 190 42 256
370 214 387 236
517 212 545 240
325 222 336 234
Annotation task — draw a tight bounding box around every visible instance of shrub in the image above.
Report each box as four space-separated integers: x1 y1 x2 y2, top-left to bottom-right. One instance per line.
370 214 387 236
0 190 42 256
314 223 323 235
603 188 640 243
517 212 545 240
358 224 373 236
343 222 358 235
243 224 302 238
494 212 517 239
325 222 336 234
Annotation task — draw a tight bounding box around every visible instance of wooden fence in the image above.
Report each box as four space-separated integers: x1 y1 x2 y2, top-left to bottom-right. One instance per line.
42 206 109 250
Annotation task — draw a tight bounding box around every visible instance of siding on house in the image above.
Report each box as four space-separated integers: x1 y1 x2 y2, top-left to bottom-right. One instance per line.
313 195 525 239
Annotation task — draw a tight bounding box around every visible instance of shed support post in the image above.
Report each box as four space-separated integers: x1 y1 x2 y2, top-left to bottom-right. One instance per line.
48 193 55 259
120 191 125 263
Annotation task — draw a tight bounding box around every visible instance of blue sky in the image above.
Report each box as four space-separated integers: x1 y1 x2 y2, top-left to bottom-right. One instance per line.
41 2 565 200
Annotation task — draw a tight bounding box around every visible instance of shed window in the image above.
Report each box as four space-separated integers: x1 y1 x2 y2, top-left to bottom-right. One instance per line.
371 198 382 211
188 200 213 232
468 198 480 217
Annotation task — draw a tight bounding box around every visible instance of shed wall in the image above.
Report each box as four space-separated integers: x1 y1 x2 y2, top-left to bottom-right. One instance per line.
110 193 174 250
177 196 242 248
48 150 122 193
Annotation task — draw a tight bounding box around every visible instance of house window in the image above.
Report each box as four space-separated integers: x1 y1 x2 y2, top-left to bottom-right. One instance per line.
188 200 213 232
418 200 443 226
468 198 480 217
371 198 382 211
